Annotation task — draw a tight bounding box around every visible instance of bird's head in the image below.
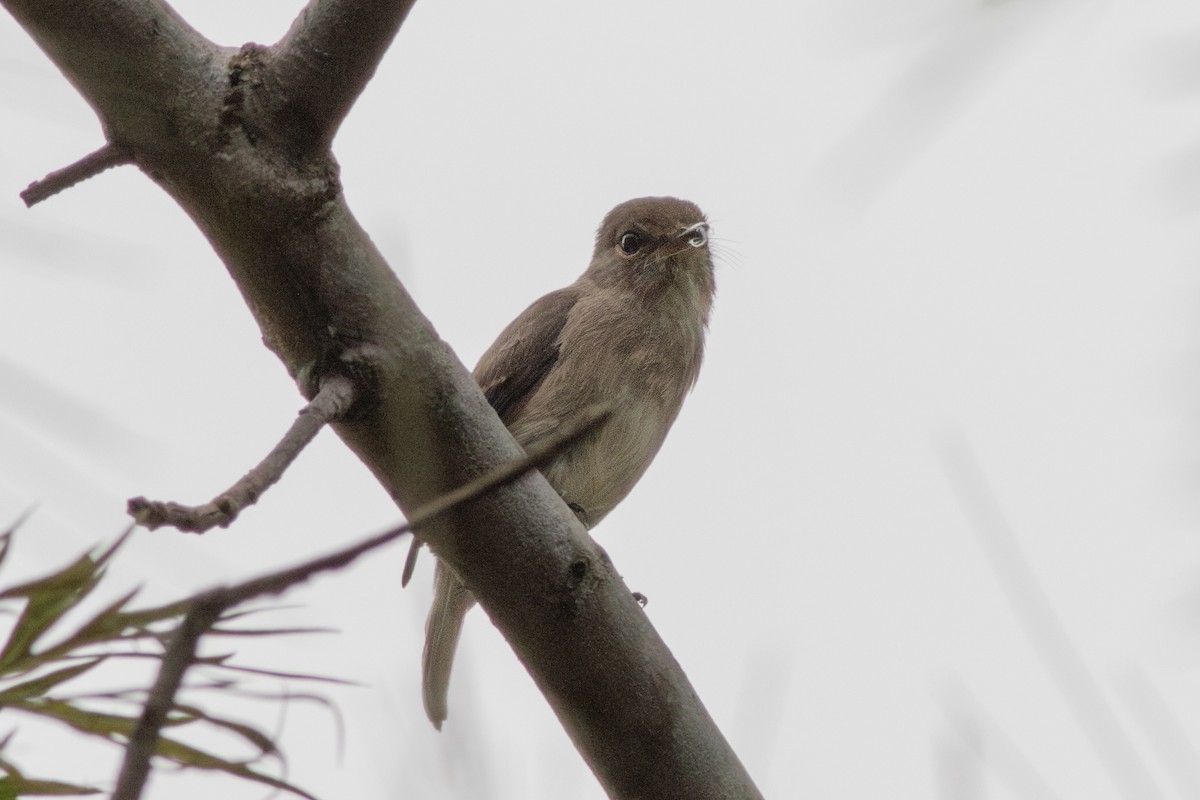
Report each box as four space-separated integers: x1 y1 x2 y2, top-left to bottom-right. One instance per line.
587 197 715 298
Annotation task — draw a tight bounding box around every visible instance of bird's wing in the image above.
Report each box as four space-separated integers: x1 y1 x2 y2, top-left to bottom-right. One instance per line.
400 286 578 589
473 286 579 422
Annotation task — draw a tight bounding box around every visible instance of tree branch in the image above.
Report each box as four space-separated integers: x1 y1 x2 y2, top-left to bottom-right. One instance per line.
1 0 222 154
111 594 222 800
127 373 357 533
3 2 764 797
112 404 610 800
270 0 420 148
20 143 132 207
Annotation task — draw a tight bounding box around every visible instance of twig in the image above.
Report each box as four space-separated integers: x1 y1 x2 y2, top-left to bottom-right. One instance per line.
20 143 132 207
399 400 609 586
222 401 610 605
128 374 357 533
111 595 223 800
935 678 1065 800
112 403 609 800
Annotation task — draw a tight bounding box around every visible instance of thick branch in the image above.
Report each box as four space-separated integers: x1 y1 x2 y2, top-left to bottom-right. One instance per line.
270 0 420 148
1 0 222 154
112 405 609 800
2 2 763 798
127 373 357 533
218 403 610 605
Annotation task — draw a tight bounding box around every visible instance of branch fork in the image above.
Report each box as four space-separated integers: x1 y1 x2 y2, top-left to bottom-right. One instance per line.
4 0 764 794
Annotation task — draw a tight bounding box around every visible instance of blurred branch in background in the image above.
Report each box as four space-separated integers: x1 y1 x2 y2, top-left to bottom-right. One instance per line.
936 678 1064 800
1134 31 1200 213
806 0 1096 217
1117 666 1200 799
934 693 984 800
0 355 161 466
937 431 1164 800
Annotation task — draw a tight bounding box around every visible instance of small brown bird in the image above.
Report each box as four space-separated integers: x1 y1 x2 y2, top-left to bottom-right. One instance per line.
419 196 716 728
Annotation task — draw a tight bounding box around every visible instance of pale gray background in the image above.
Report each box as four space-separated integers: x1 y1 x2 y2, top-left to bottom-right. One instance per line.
2 1 1200 798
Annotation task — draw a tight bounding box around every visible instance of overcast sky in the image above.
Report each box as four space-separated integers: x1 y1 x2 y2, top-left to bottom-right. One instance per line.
3 1 1200 798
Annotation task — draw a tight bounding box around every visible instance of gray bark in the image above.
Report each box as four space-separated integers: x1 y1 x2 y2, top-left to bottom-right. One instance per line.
0 1 764 797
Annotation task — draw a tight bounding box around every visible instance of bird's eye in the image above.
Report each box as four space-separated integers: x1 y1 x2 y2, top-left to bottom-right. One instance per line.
687 227 708 248
619 232 643 255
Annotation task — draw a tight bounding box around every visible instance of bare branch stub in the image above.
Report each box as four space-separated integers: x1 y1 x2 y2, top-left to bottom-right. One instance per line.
20 143 133 207
225 402 613 605
128 373 358 534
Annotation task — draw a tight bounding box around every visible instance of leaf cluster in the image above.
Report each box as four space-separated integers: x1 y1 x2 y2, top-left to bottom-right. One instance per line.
0 519 339 799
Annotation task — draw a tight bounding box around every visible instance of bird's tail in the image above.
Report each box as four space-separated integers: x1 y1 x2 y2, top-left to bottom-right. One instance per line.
422 561 476 729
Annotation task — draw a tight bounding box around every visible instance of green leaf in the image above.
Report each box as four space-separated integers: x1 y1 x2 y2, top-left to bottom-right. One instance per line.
204 661 355 685
0 508 36 581
6 698 136 741
24 590 142 669
0 527 332 800
101 598 193 637
171 703 277 755
0 659 105 703
0 559 104 675
153 736 316 800
0 776 101 797
213 604 303 624
23 595 196 675
0 735 101 796
90 526 133 570
0 548 97 603
206 626 335 637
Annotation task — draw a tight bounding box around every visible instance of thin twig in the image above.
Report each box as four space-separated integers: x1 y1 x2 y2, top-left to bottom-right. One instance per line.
399 401 609 586
219 401 610 606
20 143 132 207
111 596 223 800
111 403 609 800
128 374 357 533
935 679 1065 800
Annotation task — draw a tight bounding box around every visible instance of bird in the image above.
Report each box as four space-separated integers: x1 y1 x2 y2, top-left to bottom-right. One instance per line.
416 195 716 729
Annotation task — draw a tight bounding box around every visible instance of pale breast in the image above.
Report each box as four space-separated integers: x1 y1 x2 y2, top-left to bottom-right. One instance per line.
510 285 705 525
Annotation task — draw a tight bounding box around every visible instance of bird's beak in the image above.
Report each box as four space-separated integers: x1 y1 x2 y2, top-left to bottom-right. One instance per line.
678 222 709 248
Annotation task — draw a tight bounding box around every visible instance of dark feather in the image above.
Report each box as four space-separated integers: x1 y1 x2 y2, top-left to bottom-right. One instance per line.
401 287 578 588
474 287 579 422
